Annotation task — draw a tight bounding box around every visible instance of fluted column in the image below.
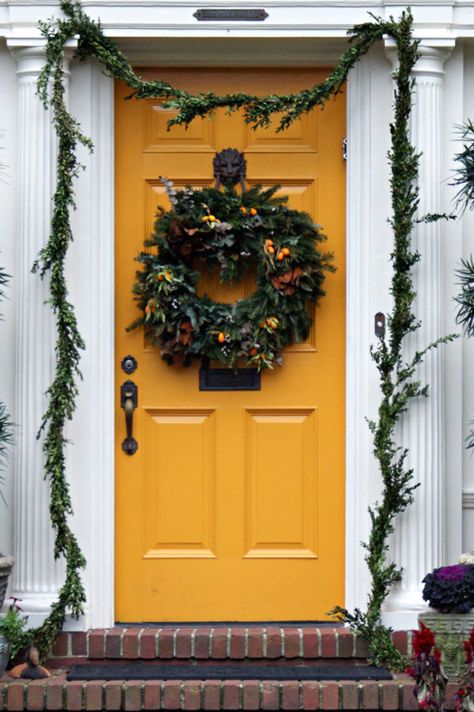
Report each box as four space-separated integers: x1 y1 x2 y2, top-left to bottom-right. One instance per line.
383 41 454 628
6 42 70 625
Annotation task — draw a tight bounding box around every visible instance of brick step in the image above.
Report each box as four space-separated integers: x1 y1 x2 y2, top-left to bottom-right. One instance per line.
2 674 461 711
47 626 411 666
1 626 417 710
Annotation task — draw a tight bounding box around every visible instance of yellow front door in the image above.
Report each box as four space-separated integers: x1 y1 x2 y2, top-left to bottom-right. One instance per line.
115 68 345 622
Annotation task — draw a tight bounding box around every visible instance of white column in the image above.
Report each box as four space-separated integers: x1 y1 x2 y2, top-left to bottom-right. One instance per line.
6 41 70 626
383 41 455 629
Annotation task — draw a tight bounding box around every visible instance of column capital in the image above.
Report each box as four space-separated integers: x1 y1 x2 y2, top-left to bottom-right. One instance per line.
384 39 455 76
7 39 77 78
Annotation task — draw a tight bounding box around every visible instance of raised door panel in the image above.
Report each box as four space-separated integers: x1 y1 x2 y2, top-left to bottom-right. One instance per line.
244 408 318 559
143 409 216 558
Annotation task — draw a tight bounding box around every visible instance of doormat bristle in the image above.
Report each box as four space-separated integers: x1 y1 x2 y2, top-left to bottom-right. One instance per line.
67 663 392 681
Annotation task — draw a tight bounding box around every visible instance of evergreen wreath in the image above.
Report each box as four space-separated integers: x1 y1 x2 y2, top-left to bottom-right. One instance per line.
128 179 333 370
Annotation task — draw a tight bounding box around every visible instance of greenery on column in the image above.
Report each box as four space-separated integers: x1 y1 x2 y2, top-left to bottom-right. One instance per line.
331 24 455 668
3 0 452 667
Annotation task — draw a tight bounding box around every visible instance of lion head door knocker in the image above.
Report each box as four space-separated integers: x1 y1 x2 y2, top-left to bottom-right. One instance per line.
213 148 247 192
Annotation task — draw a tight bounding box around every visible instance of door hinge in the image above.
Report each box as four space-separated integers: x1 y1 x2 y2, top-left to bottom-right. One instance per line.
342 137 348 161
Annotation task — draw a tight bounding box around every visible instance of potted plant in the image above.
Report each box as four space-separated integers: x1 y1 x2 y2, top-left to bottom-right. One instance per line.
419 561 474 680
0 597 28 676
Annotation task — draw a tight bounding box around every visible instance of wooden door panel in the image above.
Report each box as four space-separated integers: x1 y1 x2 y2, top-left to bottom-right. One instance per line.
244 408 317 559
115 67 345 622
143 409 216 559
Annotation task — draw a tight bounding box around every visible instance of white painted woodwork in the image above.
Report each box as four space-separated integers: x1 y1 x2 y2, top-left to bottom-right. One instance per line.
7 43 65 625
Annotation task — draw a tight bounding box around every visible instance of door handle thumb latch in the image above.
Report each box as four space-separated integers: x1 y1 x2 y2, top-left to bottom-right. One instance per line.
121 380 138 455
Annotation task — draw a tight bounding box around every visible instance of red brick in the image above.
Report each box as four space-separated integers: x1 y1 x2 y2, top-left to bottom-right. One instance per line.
337 629 354 658
163 680 181 710
262 681 280 710
144 680 162 710
27 680 47 711
175 628 193 658
85 681 104 711
321 682 339 710
266 628 282 658
71 632 87 656
320 629 337 658
184 681 202 710
222 680 241 710
355 634 369 657
281 681 300 709
158 629 174 659
203 680 221 710
229 628 246 659
361 682 380 710
7 682 26 711
104 682 122 710
382 682 400 710
211 629 228 659
242 680 260 711
124 681 142 711
195 628 211 659
302 681 320 710
140 629 157 659
51 633 68 657
283 628 300 658
303 629 319 658
340 681 359 709
402 681 419 710
393 630 408 655
46 680 64 710
247 628 264 658
66 681 84 711
123 630 140 659
105 629 122 658
88 630 106 659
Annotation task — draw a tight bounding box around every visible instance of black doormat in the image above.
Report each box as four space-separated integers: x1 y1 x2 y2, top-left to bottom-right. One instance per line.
67 663 392 681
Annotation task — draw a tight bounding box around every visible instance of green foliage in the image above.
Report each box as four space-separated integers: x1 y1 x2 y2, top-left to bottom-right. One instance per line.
31 0 445 668
453 124 474 449
0 598 29 660
452 121 474 214
129 182 333 369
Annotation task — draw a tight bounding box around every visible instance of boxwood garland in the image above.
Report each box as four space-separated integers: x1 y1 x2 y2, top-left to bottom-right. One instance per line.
6 0 452 672
128 182 333 370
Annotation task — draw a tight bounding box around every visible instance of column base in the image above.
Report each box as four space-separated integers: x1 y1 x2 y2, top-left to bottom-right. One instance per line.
382 588 430 630
10 592 58 628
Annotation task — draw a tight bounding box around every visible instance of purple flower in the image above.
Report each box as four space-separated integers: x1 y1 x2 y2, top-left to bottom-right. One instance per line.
435 565 467 582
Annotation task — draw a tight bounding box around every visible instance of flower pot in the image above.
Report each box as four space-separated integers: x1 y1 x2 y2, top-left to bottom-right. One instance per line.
0 556 13 611
419 611 474 680
0 634 8 676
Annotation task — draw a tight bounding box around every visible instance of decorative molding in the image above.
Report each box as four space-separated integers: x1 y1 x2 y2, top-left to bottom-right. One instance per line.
345 54 379 614
66 59 115 629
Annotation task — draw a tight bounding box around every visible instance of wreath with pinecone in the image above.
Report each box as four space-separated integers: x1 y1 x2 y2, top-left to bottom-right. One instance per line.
129 178 334 370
